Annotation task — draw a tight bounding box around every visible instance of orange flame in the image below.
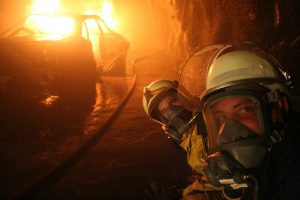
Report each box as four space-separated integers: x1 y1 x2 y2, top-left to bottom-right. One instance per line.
27 0 73 40
99 1 117 29
84 1 118 32
25 15 75 40
31 0 61 14
28 0 118 37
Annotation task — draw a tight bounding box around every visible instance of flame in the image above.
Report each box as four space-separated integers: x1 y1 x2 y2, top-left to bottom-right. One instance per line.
27 0 73 40
26 15 75 40
84 1 118 32
99 1 117 29
31 0 61 14
26 0 118 40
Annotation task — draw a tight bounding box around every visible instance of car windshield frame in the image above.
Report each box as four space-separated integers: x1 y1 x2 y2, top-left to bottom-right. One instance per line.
0 14 115 41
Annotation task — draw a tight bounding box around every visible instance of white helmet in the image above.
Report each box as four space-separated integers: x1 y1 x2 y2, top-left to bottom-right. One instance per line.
143 79 179 124
143 79 194 142
178 42 293 111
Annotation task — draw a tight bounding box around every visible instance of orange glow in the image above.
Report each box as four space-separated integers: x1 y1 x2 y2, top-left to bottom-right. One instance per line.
28 0 75 40
25 15 75 40
99 1 117 30
84 0 118 32
27 0 118 40
40 95 60 108
31 0 61 14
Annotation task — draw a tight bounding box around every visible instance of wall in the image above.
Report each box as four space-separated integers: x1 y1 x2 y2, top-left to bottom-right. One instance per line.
150 0 300 94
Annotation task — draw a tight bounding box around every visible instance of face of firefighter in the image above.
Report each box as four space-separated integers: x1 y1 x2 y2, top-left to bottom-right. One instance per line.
158 94 181 119
155 93 193 143
204 96 269 188
211 96 262 136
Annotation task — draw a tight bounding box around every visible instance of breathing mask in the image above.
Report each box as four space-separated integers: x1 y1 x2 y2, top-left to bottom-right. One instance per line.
202 88 274 190
156 92 194 143
143 79 195 143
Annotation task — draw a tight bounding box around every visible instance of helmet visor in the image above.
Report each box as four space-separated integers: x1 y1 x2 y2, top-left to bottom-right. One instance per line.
157 92 181 120
178 45 225 112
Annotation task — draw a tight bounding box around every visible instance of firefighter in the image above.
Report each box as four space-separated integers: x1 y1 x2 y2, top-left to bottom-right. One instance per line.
178 42 300 199
143 79 223 200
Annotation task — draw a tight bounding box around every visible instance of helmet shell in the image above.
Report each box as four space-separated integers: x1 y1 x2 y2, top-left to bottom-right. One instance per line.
178 42 292 111
207 50 278 91
143 79 178 123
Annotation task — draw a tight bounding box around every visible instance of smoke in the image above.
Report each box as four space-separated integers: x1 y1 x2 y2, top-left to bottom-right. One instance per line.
0 0 32 32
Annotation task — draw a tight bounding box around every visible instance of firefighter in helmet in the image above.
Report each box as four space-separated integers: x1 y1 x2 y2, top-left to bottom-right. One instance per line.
143 79 222 199
178 42 300 199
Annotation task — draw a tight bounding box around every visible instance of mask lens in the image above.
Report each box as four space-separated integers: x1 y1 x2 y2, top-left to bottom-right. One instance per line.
204 95 263 148
158 94 180 119
155 93 193 143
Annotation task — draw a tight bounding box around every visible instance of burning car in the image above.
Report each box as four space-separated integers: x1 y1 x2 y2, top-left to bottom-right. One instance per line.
0 14 129 97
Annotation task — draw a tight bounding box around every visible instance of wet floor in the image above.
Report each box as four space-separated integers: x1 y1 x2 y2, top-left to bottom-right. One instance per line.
32 50 191 200
0 75 132 199
0 49 192 200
